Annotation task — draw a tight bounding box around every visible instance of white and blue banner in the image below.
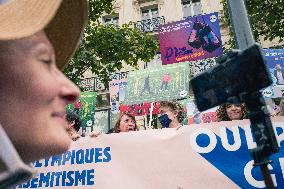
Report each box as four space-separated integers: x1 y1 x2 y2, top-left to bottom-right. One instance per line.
17 117 284 188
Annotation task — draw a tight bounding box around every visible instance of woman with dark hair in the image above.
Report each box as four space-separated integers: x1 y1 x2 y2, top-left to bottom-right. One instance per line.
158 101 186 128
216 103 248 121
113 112 138 133
66 111 82 141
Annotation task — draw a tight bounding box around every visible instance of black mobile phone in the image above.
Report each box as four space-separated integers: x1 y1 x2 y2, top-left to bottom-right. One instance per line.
190 44 272 111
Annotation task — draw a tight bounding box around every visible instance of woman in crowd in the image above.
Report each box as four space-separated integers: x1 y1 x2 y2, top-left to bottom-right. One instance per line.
89 112 138 137
158 101 186 128
273 98 284 116
66 111 82 141
216 103 248 121
279 98 284 116
112 112 138 133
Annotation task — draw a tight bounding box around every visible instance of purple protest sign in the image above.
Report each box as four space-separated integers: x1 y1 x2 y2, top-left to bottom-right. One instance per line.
159 12 223 65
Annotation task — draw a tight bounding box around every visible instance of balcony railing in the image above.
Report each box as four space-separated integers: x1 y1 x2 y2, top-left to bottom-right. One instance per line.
79 71 130 92
134 16 165 33
104 22 119 28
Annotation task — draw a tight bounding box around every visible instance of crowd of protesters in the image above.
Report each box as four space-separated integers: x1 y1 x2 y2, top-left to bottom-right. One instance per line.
69 97 284 141
71 100 186 139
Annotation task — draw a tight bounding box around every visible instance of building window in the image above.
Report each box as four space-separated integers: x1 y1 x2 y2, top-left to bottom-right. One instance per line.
182 0 202 19
141 7 159 21
103 16 119 27
137 6 162 32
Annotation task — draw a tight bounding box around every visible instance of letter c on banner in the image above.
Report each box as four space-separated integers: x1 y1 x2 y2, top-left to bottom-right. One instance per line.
244 160 277 188
190 128 217 153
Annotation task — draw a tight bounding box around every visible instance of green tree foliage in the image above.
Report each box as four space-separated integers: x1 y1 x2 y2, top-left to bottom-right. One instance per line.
221 0 284 50
64 0 159 88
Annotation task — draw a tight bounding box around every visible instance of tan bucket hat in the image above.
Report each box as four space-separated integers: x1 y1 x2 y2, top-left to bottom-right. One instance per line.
0 0 88 69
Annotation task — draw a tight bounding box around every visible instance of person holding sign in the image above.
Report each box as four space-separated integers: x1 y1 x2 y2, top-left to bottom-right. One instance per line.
0 0 87 188
158 101 186 128
216 103 248 121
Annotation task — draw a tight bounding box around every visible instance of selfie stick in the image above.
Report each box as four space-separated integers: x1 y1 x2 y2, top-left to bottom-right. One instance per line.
227 0 279 188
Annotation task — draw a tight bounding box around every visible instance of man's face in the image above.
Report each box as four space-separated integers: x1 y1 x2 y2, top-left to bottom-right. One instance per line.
119 115 136 132
225 104 243 120
0 31 80 163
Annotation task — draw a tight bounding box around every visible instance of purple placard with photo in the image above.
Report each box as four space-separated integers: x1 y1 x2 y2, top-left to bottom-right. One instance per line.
159 12 223 65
